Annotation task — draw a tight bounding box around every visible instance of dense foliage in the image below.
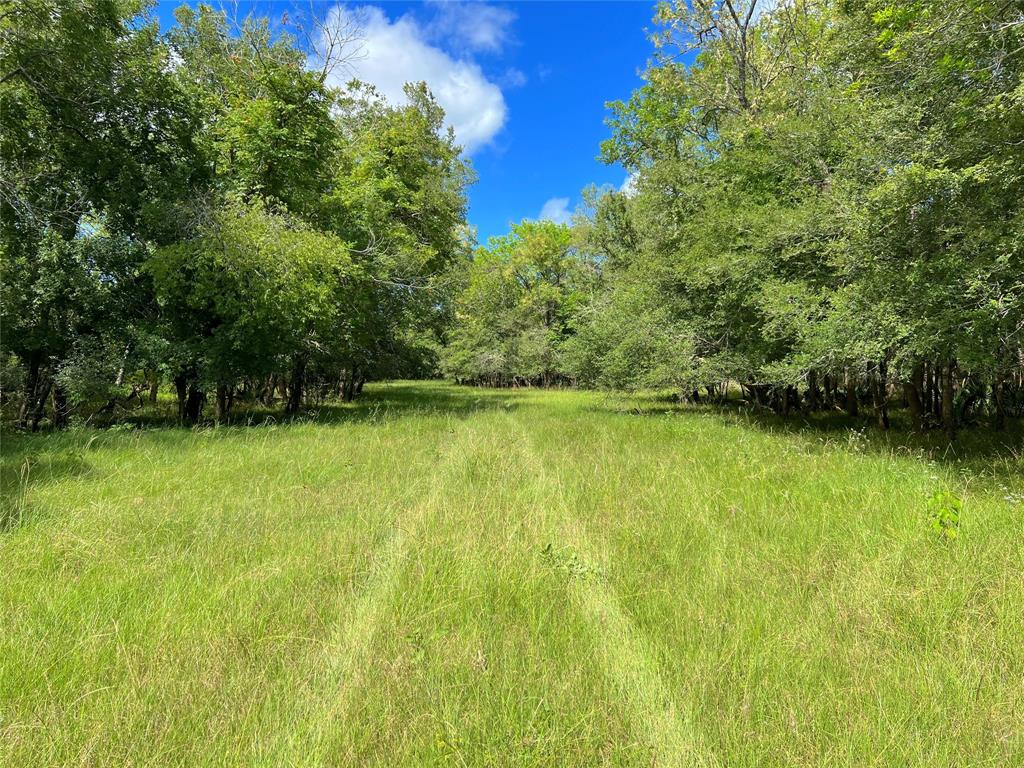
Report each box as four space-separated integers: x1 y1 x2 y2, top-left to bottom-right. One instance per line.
449 0 1024 439
442 220 594 387
3 0 1021 440
1 0 471 426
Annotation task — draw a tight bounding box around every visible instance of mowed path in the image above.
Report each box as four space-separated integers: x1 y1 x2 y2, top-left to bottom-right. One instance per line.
1 382 1021 766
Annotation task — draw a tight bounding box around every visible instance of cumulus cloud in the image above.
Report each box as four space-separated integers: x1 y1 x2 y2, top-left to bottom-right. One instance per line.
322 5 507 153
425 1 516 54
539 197 571 224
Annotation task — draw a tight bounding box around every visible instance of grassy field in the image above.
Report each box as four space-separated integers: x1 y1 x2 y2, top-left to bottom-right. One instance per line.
1 381 1022 766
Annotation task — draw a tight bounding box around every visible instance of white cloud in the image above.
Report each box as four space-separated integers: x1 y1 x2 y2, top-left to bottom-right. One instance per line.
323 5 507 153
620 171 638 197
498 67 527 88
425 1 516 53
539 197 571 224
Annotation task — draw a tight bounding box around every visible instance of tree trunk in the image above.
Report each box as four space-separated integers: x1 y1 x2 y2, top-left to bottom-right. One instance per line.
782 385 795 417
285 355 306 415
342 371 356 403
114 343 131 387
874 358 889 430
215 383 231 423
806 369 820 411
993 371 1006 430
924 361 935 416
52 384 69 429
175 368 204 425
30 378 52 431
905 362 925 433
261 375 276 407
184 385 204 425
149 377 159 404
18 352 41 428
941 360 956 441
174 374 188 422
845 370 858 418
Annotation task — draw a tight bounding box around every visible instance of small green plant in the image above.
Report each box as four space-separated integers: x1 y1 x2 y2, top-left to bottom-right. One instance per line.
927 490 962 541
540 542 604 581
433 730 464 759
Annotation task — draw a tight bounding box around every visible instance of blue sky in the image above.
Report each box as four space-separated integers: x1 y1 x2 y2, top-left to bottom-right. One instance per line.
155 1 657 244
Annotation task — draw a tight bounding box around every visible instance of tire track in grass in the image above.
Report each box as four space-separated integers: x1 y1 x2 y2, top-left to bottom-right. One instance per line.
262 419 477 764
563 526 716 768
523 417 718 768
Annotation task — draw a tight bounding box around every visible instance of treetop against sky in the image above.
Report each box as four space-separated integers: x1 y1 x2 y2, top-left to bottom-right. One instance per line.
153 0 663 243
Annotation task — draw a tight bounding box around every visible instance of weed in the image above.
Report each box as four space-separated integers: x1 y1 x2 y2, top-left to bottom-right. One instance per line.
927 490 963 541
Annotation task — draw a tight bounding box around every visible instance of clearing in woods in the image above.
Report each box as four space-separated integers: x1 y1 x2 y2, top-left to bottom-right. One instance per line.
1 382 1022 766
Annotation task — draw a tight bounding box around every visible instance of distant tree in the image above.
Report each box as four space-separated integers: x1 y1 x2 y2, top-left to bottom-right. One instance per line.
444 220 594 386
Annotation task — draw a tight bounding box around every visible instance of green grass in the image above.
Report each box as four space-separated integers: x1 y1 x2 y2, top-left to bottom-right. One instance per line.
2 381 1022 766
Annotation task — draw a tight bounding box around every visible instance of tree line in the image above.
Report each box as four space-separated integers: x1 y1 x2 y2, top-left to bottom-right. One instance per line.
2 0 471 427
445 0 1024 439
3 0 1022 440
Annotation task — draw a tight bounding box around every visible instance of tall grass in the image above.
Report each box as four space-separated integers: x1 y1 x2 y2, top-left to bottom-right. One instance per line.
1 382 1021 766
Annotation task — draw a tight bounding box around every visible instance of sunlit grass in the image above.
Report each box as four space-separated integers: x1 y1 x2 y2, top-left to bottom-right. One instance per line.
1 381 1022 766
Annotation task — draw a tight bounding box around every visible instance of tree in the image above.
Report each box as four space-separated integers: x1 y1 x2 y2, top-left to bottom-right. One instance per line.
147 202 356 422
444 220 594 386
579 0 1024 434
1 0 200 428
321 81 473 389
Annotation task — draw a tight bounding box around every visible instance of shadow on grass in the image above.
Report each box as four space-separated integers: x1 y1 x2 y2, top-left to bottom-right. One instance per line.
304 382 523 426
0 382 525 532
5 382 1019 532
0 443 93 532
597 392 1024 484
92 381 524 431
